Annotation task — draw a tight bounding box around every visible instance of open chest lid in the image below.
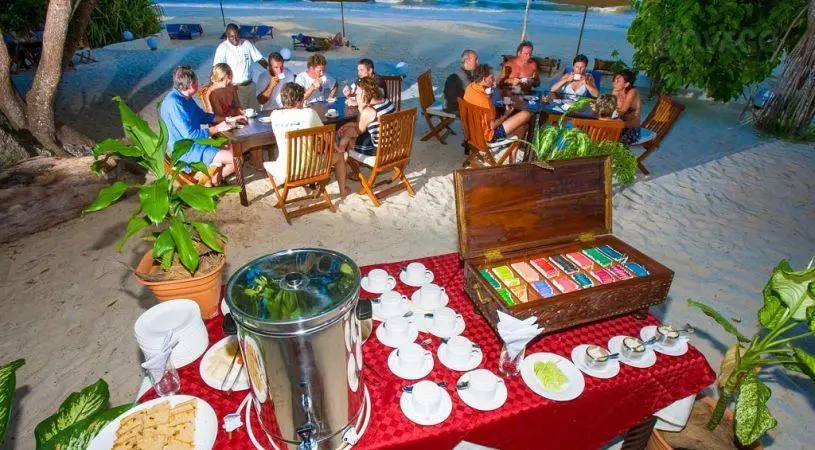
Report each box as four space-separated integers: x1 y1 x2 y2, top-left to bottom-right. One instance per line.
453 156 612 261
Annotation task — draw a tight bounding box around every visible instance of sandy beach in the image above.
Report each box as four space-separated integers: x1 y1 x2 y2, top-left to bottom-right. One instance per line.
1 1 813 449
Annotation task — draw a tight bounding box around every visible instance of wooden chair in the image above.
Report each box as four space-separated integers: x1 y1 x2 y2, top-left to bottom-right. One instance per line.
458 98 520 168
381 75 402 111
567 118 625 143
635 94 686 174
347 108 417 207
417 70 456 144
265 124 336 223
164 155 220 186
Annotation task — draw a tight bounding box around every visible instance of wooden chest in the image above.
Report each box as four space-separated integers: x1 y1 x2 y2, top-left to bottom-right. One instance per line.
454 156 673 336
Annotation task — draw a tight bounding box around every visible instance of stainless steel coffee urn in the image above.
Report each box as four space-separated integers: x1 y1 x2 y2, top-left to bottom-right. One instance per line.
225 248 368 449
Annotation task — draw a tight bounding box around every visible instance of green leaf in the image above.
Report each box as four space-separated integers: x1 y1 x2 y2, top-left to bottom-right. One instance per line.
808 305 815 332
177 185 240 212
169 219 199 273
688 299 751 342
138 178 170 225
189 162 209 175
116 216 151 252
0 359 25 446
171 139 195 166
42 403 133 450
758 290 786 329
734 374 777 446
92 139 142 159
112 96 158 156
161 249 175 271
152 229 174 258
35 379 109 447
766 260 815 321
192 221 224 252
84 181 129 213
792 348 815 383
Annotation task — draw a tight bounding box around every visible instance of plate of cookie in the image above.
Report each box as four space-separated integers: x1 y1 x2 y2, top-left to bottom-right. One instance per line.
88 395 217 450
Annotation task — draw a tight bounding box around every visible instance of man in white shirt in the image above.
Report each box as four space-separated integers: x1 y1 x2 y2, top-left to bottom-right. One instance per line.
213 23 267 110
294 53 337 104
263 83 323 185
255 52 296 111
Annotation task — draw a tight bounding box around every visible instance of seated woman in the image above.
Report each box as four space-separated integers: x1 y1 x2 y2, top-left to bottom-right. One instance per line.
463 63 533 143
550 54 598 98
206 63 243 117
593 94 618 120
335 76 396 197
612 70 642 145
264 83 323 186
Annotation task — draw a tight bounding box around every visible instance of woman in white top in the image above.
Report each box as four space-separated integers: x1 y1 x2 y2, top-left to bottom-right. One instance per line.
263 83 323 185
550 54 599 98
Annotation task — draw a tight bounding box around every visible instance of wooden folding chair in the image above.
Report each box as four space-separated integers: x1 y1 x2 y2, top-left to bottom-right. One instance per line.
164 155 221 186
417 70 456 144
568 118 625 143
458 98 520 168
265 124 336 223
381 75 402 111
347 108 417 207
635 94 685 174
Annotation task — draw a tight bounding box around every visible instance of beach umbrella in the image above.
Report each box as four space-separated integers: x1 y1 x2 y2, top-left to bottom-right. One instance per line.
310 0 368 43
520 0 630 57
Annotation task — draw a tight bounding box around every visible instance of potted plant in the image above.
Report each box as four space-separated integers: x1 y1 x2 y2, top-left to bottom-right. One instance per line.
651 259 815 449
525 98 637 184
86 97 240 318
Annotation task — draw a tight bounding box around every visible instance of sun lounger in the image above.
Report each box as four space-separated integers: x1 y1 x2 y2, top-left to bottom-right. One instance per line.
166 24 203 40
254 25 273 40
239 25 255 40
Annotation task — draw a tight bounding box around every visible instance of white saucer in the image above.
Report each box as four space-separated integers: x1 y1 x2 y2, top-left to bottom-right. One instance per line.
361 276 397 294
608 335 657 368
438 343 483 372
387 348 434 380
400 387 452 426
372 298 411 322
399 270 435 287
258 116 273 123
640 326 689 357
427 317 466 339
375 322 419 348
570 345 620 379
520 352 585 401
409 290 449 312
456 371 508 411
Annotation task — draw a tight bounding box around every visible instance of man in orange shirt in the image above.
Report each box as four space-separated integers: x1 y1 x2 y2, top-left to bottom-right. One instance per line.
500 41 540 89
463 64 532 142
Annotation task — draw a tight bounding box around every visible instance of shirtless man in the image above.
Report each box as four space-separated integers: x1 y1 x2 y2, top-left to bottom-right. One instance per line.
500 41 540 89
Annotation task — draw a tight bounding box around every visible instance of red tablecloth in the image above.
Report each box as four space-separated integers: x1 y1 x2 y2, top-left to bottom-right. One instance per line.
140 253 714 449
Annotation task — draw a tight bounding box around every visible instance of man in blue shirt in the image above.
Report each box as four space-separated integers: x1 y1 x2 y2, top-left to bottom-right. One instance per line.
160 65 241 184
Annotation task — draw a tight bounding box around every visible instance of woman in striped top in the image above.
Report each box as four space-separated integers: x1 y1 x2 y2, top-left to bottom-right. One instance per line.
335 76 395 197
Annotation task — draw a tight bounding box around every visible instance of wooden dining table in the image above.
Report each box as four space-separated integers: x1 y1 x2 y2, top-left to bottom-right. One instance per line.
223 97 358 206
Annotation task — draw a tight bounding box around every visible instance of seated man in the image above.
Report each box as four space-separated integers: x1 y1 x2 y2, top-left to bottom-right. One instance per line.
499 41 540 89
463 64 532 143
295 53 338 104
343 58 388 101
263 83 323 185
160 65 241 185
256 52 297 110
443 49 478 115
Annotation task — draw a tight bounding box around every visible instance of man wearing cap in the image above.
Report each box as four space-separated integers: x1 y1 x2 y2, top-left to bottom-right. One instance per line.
213 23 268 110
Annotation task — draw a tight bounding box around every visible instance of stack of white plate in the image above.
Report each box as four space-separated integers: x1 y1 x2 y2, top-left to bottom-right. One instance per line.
134 299 209 368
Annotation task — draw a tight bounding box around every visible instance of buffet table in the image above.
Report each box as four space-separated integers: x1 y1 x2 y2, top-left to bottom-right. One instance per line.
140 252 714 449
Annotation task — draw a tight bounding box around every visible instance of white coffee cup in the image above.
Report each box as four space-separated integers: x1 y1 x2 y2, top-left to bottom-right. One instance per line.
410 380 442 418
397 342 429 372
573 73 583 81
403 262 432 285
418 284 446 310
277 72 286 80
244 108 255 117
431 307 460 334
468 369 498 403
512 86 522 94
367 269 393 291
378 291 407 318
445 335 477 367
502 96 512 107
384 316 410 342
520 77 530 84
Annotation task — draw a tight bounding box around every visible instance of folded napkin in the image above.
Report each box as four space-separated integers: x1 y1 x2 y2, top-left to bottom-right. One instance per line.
496 311 543 359
141 332 179 378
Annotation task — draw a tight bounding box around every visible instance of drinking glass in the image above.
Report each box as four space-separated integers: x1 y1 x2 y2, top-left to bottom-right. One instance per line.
146 359 181 397
498 343 525 378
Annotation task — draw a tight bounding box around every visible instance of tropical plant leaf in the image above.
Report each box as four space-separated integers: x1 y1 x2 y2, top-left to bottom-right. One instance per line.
85 181 129 213
0 359 24 446
765 260 815 320
92 139 142 159
112 96 158 155
117 216 151 252
758 288 786 329
169 219 199 273
41 403 133 450
792 348 815 383
154 114 169 178
718 344 751 388
138 178 170 225
688 299 751 342
192 221 224 252
189 162 209 175
160 249 175 271
734 374 777 446
35 379 109 448
152 229 174 259
177 185 241 212
194 137 228 147
171 139 195 166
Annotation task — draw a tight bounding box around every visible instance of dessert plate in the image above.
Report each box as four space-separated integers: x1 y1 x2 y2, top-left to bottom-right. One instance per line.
399 388 452 426
456 371 508 411
388 348 434 380
438 343 483 372
520 352 585 401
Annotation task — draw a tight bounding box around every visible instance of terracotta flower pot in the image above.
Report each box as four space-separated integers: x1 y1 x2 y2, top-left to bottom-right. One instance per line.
135 250 225 319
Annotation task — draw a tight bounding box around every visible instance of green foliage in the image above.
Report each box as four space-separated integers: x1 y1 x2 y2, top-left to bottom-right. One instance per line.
628 0 807 101
86 97 239 275
0 0 45 35
734 374 777 446
87 0 161 48
0 359 25 447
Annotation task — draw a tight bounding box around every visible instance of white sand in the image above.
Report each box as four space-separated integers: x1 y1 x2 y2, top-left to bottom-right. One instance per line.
1 4 814 449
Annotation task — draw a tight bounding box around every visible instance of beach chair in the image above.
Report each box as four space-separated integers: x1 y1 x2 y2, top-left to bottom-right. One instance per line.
239 25 256 40
186 24 204 37
381 75 402 111
535 57 561 77
265 124 336 223
254 25 273 40
417 70 456 144
567 118 625 143
166 24 192 40
347 109 417 207
633 94 686 175
458 98 520 168
292 34 310 49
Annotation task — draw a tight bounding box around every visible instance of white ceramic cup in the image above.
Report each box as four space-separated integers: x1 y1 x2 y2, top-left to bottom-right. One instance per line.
502 96 512 106
418 283 446 310
244 108 255 117
397 342 429 372
520 77 530 84
410 380 442 418
277 72 286 80
367 269 393 291
573 73 583 81
384 316 410 342
404 262 432 285
584 345 610 370
446 335 476 367
512 86 522 94
432 307 460 334
468 369 498 403
378 291 407 317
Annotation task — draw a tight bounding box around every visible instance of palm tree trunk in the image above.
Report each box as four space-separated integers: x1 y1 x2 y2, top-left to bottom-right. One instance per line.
0 40 29 130
62 0 99 69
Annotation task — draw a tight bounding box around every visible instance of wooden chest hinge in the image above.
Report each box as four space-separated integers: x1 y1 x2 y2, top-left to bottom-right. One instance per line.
484 249 503 262
578 232 596 243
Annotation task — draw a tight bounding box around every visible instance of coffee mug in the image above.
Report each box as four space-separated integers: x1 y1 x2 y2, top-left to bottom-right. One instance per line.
418 284 446 310
403 262 432 285
384 316 410 342
431 307 461 334
410 380 442 418
277 72 286 80
378 291 407 317
622 337 645 360
467 369 498 403
244 108 255 117
520 77 530 84
445 335 478 367
656 325 680 346
367 269 393 291
397 342 430 371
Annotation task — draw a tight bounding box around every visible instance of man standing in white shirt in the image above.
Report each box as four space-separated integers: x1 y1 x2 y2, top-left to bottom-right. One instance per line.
213 23 267 110
255 52 296 111
294 53 337 104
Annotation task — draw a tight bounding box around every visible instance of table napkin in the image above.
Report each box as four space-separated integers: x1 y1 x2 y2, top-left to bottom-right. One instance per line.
496 311 543 358
140 332 179 377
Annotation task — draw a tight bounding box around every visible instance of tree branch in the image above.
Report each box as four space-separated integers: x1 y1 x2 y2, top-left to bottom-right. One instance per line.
0 38 29 130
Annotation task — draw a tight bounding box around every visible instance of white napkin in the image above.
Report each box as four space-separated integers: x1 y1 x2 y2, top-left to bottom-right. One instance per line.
496 311 543 359
141 332 179 378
